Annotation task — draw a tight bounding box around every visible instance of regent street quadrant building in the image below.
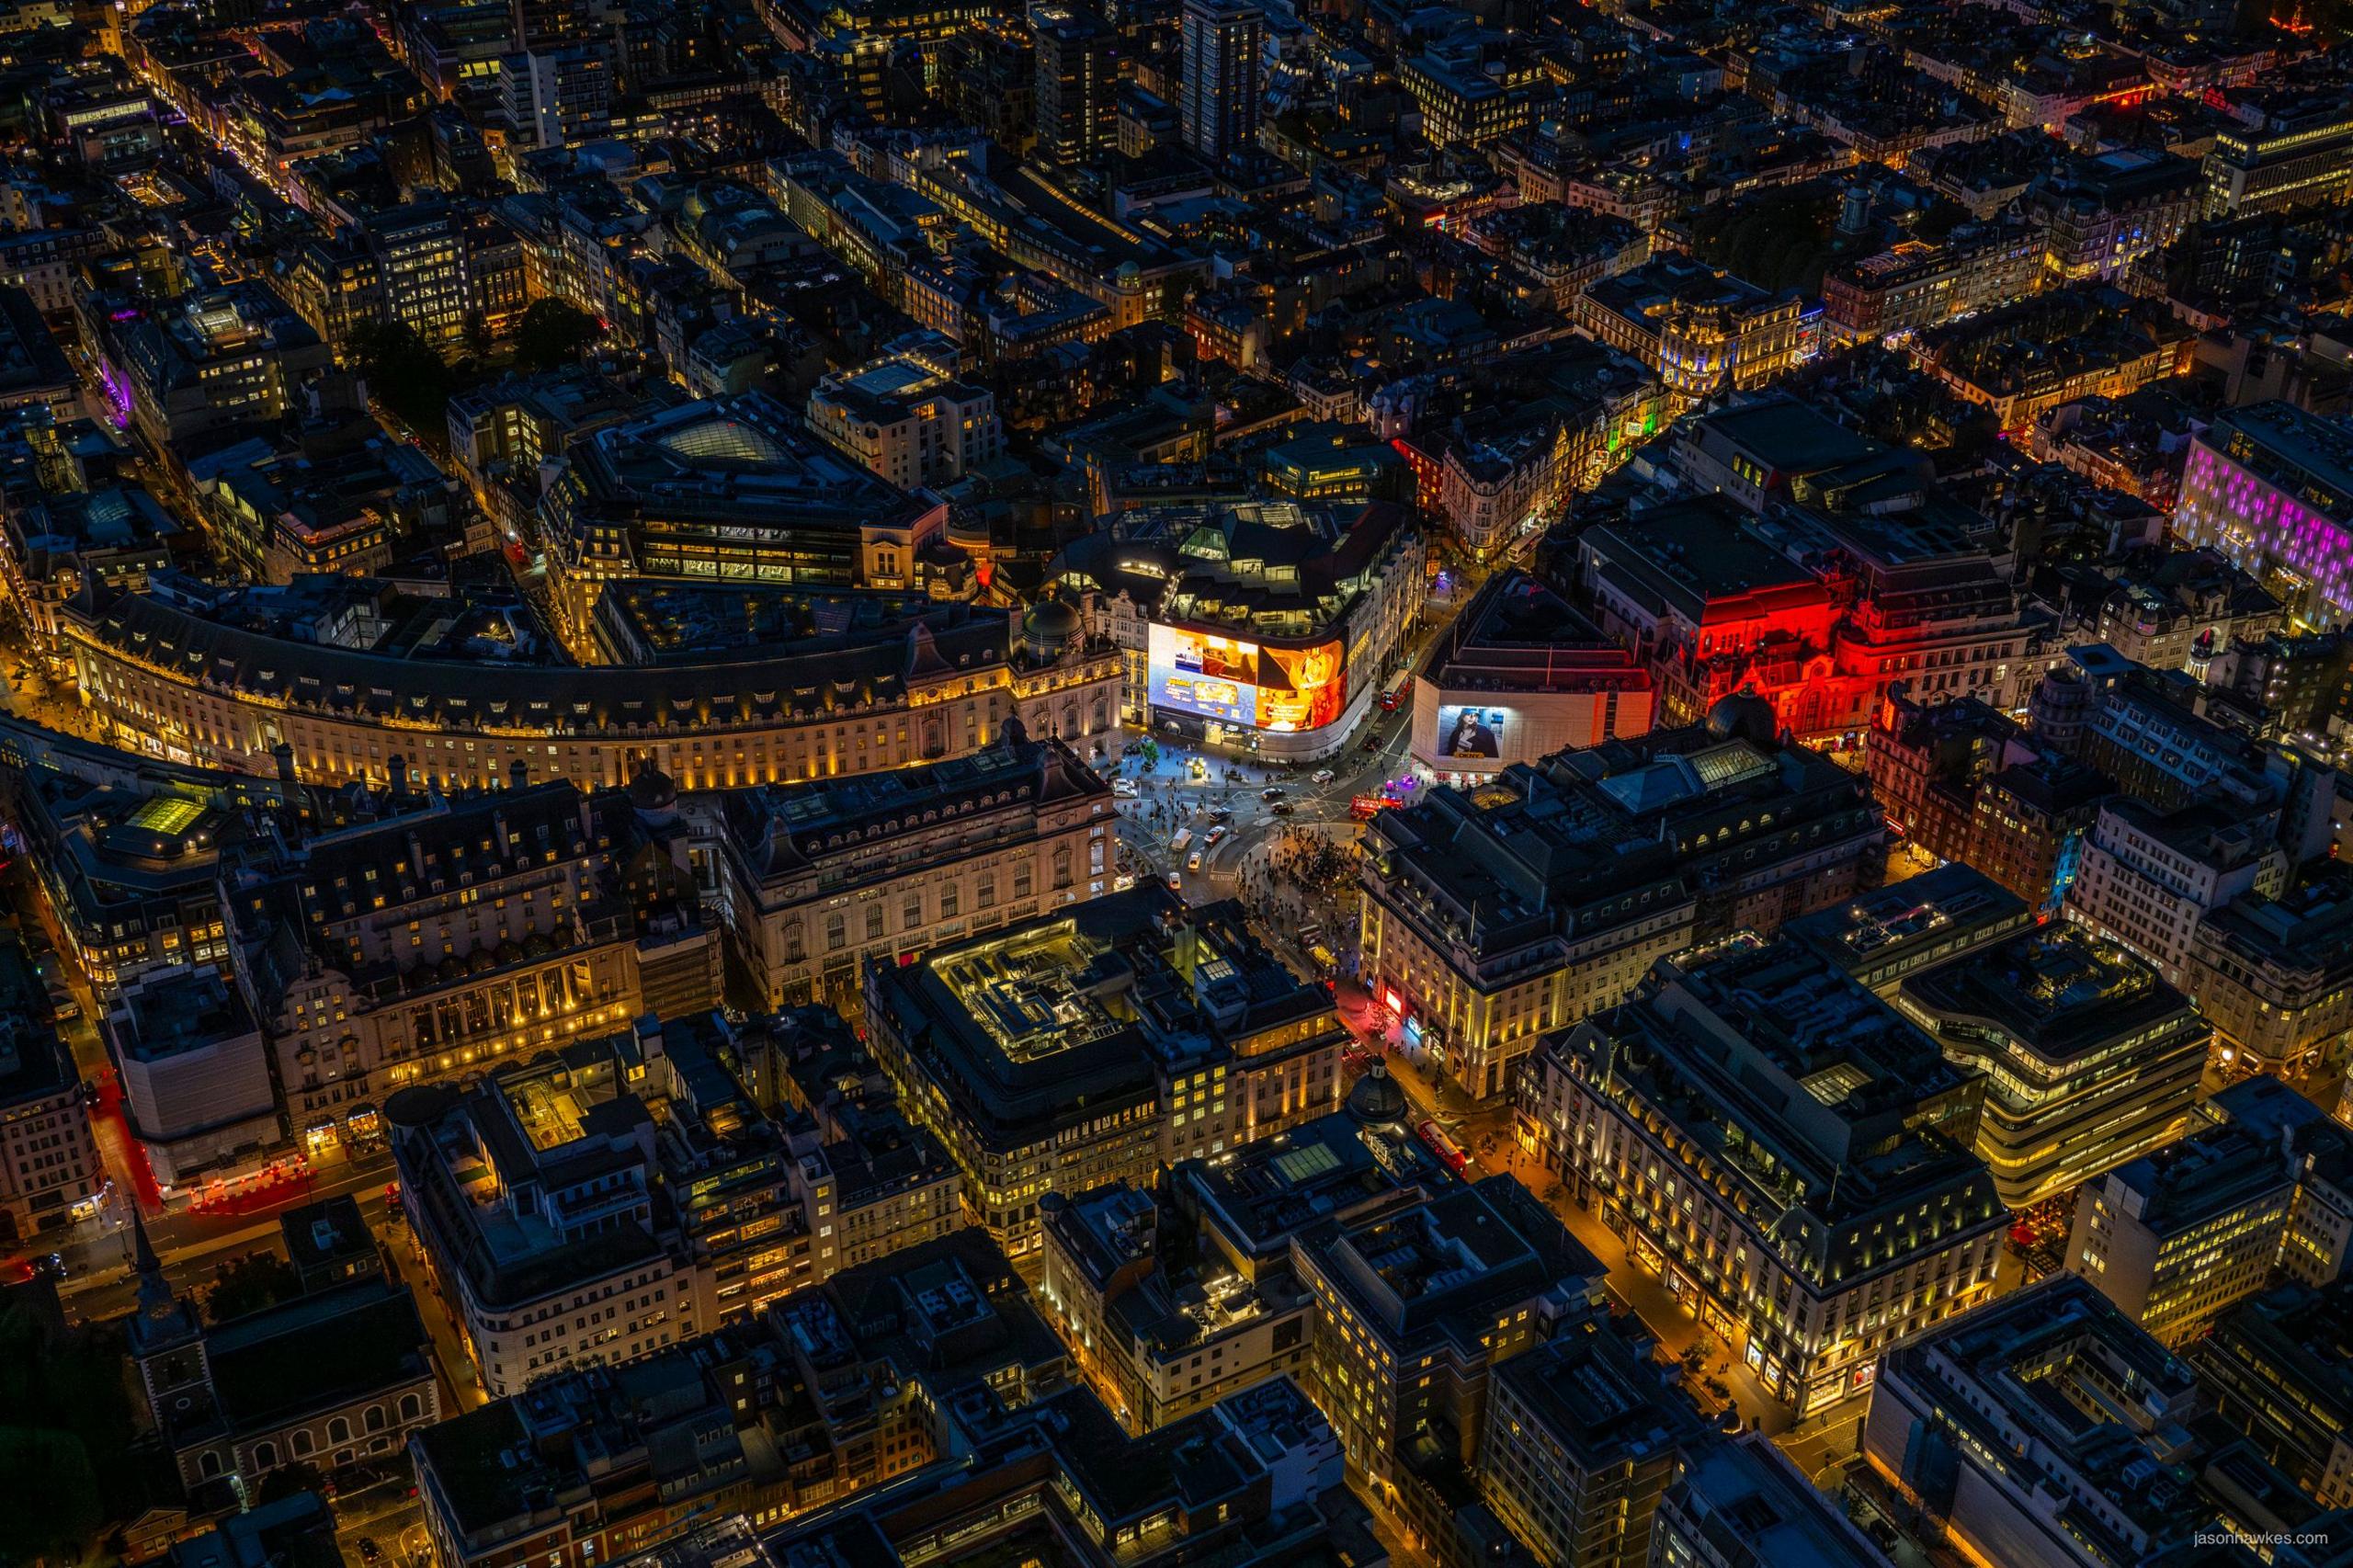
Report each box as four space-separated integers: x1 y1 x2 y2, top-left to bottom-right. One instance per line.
62 572 1122 791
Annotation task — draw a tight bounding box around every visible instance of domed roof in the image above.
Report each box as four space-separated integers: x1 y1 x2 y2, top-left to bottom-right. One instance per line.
1706 689 1778 745
629 758 678 812
384 1082 460 1130
1025 597 1081 640
1347 1062 1408 1126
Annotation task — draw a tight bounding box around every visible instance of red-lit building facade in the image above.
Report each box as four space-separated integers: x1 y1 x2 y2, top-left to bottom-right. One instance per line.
1574 495 2050 755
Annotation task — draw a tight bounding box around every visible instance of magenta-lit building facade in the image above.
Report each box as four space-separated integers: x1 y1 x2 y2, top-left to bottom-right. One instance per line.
2172 402 2353 632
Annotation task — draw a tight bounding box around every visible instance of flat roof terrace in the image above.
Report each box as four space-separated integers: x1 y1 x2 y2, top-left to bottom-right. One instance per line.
1899 925 2190 1063
503 1074 597 1154
933 920 1141 1065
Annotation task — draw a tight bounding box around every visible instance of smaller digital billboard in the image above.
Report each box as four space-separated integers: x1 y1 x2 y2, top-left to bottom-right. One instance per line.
1157 671 1257 726
1437 705 1508 760
1154 626 1256 682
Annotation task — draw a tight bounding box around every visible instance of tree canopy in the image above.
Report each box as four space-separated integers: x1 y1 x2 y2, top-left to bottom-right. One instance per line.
515 299 603 373
257 1460 331 1506
205 1249 303 1324
349 319 458 447
0 1303 139 1566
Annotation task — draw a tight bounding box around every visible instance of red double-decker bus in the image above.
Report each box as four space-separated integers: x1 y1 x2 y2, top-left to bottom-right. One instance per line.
1416 1119 1472 1176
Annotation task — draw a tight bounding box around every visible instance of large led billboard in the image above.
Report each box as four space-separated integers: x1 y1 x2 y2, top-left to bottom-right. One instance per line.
1148 626 1347 733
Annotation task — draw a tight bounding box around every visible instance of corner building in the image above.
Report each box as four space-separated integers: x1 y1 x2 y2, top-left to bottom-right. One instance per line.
863 886 1346 1263
1051 499 1425 763
1407 569 1654 788
1288 1176 1608 1562
0 944 102 1240
2066 1075 2350 1346
1519 933 2006 1415
1891 923 2208 1210
1359 694 1885 1101
2171 402 2353 633
716 729 1116 1009
1478 1312 1716 1568
1863 1275 2230 1568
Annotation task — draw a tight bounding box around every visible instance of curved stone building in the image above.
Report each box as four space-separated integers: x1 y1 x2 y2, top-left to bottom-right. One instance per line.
61 574 1122 792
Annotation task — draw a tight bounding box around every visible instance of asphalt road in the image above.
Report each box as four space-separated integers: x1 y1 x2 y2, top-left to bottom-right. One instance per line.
331 1476 430 1568
1110 699 1415 986
48 1151 401 1321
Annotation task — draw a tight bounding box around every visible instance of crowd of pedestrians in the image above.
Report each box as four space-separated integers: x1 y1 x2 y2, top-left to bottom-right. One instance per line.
1112 739 1382 973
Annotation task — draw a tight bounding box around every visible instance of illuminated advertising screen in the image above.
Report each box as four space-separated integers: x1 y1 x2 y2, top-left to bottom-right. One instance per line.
1148 627 1349 733
1257 641 1347 733
1150 626 1259 727
1437 705 1509 760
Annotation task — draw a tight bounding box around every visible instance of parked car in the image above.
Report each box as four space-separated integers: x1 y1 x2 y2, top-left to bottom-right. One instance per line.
1112 778 1140 798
